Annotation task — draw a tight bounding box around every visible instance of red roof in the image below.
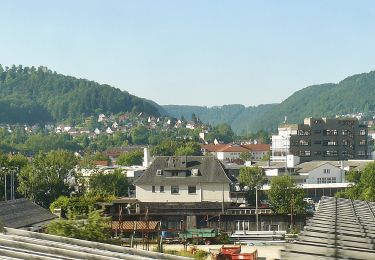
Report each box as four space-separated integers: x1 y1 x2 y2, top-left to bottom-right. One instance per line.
202 143 270 153
242 144 271 152
202 144 248 153
94 160 109 166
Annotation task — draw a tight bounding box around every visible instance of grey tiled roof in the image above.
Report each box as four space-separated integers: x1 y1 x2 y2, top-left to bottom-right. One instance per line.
295 161 337 173
0 198 57 228
282 196 375 259
134 156 232 185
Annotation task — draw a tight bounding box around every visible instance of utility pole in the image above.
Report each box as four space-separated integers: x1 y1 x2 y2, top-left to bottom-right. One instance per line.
4 170 6 201
256 186 259 231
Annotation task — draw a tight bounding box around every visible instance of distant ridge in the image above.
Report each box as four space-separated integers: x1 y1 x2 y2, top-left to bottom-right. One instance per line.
164 70 375 133
0 65 161 124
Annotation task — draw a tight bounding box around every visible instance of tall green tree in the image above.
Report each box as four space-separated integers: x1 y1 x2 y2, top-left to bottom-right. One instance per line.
207 123 234 143
130 125 149 144
175 142 202 156
17 150 79 207
268 176 306 214
117 150 143 166
238 167 267 205
89 169 128 197
336 162 375 201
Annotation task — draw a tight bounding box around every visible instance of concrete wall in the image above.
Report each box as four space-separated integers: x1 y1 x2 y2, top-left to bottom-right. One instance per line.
201 183 231 202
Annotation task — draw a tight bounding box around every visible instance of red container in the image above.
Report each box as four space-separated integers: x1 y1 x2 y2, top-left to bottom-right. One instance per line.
231 253 257 260
220 246 241 255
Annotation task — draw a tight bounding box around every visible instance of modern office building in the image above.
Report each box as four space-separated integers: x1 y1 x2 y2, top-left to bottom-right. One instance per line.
271 117 368 162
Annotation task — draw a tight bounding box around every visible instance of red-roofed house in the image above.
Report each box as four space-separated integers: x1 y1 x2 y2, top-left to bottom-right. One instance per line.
242 144 271 160
201 143 270 161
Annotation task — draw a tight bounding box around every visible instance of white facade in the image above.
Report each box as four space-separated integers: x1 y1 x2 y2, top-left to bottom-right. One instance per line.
271 126 297 161
303 163 345 184
215 151 241 161
135 183 230 203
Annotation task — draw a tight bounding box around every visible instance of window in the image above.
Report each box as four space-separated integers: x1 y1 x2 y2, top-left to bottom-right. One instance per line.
235 221 250 231
314 130 322 134
298 130 311 136
342 130 348 136
358 150 366 156
160 186 164 192
314 120 322 124
343 140 349 146
171 186 179 194
360 129 366 136
359 139 366 146
314 140 322 145
323 169 330 174
156 169 163 176
188 186 197 194
299 150 311 157
324 129 338 136
152 186 156 193
299 140 310 146
324 150 338 157
171 172 179 177
265 224 279 231
317 177 336 184
191 169 199 176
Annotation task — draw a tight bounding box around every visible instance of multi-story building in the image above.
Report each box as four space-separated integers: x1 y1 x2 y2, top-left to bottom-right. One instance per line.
271 117 368 162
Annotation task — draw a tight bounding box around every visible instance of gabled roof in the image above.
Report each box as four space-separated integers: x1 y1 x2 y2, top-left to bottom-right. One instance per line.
242 144 271 152
202 143 270 153
0 199 57 228
134 156 231 185
295 161 339 173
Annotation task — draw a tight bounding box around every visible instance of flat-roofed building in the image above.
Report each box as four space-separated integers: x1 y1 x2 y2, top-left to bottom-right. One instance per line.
271 117 368 162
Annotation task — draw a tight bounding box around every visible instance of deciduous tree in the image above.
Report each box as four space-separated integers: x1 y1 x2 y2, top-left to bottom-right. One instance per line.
268 176 306 214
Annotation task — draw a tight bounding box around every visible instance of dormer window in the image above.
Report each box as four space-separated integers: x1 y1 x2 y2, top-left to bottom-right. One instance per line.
191 169 199 176
156 169 163 176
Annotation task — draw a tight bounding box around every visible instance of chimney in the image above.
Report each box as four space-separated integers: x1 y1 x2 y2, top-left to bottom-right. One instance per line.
143 147 151 167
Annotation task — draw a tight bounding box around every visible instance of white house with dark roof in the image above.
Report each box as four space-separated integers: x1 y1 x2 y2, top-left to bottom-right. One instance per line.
295 161 345 184
134 156 232 203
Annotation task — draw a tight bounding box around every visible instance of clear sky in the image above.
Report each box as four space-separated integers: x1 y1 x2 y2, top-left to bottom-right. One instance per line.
1 1 375 107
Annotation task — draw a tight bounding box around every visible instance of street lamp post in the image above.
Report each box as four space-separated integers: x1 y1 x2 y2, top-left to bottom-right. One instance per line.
255 186 258 231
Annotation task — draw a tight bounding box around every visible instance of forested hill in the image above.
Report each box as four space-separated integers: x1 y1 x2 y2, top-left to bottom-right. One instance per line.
164 70 375 134
0 65 160 124
163 104 277 134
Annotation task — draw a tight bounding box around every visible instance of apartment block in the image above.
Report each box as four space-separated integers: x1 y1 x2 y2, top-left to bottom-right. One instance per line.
271 117 368 162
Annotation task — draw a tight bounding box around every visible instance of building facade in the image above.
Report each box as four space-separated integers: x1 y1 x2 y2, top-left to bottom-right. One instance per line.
272 117 368 162
134 156 232 203
201 143 270 162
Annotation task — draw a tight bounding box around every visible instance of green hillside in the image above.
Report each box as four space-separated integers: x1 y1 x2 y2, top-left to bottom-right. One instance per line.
164 71 375 133
163 104 277 134
0 65 160 124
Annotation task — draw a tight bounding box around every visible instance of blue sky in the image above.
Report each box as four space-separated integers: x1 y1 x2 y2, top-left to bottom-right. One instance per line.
1 1 375 106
